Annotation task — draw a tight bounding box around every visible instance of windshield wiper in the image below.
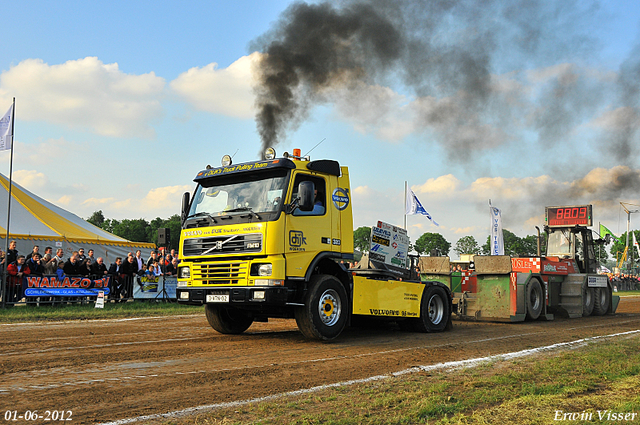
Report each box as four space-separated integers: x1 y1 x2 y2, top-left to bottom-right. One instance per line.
224 207 262 220
187 212 217 223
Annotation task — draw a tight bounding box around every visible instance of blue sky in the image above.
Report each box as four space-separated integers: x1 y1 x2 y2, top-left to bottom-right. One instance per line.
1 0 639 257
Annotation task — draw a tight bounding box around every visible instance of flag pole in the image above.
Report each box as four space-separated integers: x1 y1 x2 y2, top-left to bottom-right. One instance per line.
2 98 15 308
403 181 407 230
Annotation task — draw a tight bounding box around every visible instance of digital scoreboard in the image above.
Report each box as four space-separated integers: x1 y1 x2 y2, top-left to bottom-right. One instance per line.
545 205 592 227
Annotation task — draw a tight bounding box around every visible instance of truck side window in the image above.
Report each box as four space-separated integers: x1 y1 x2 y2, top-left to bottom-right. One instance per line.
292 175 326 216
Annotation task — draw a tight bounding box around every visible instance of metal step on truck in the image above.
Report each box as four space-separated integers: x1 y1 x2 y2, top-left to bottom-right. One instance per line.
420 205 619 321
176 147 452 340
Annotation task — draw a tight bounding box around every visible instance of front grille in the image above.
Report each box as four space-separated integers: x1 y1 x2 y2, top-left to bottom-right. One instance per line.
183 234 262 257
193 262 248 285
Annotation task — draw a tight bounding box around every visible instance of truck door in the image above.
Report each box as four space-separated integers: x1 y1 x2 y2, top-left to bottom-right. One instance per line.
285 172 332 278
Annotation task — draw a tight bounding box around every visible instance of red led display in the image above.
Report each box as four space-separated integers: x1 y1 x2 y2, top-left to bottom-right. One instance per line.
546 205 592 227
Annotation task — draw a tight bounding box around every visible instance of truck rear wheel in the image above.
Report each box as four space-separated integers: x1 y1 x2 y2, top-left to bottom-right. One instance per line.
583 286 595 316
205 304 254 334
295 275 348 341
593 286 611 316
414 285 450 333
526 279 543 320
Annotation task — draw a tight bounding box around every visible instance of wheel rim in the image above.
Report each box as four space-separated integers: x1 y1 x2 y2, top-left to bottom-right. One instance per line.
318 289 341 326
428 294 444 325
530 286 541 311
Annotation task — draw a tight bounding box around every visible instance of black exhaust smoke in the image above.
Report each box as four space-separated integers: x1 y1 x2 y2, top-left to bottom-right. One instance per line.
252 1 404 154
251 0 637 169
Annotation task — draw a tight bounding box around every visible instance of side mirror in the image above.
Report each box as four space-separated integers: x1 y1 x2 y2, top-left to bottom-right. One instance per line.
298 181 315 211
181 192 190 222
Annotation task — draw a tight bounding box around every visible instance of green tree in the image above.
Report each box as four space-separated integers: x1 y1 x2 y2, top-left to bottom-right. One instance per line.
520 235 541 257
86 210 106 228
148 215 181 250
454 235 480 257
482 229 534 256
353 226 371 253
84 211 181 250
111 218 150 243
609 230 640 266
414 232 450 256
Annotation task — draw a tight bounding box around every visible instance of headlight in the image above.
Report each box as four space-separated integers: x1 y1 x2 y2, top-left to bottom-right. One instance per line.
178 266 190 279
177 280 187 288
264 147 276 160
258 264 272 276
180 291 189 300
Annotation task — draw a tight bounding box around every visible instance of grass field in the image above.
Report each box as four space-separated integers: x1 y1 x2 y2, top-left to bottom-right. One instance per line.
170 335 640 425
0 301 204 323
616 290 640 297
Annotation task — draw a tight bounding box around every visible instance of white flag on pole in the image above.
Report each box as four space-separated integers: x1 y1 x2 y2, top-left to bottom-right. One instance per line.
0 104 13 151
634 232 640 258
405 188 439 226
489 201 504 255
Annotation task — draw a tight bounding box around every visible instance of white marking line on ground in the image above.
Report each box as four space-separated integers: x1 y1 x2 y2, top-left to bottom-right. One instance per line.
3 319 640 393
96 329 640 425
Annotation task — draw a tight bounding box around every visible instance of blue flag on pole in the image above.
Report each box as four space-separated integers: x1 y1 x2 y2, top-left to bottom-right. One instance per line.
405 188 439 226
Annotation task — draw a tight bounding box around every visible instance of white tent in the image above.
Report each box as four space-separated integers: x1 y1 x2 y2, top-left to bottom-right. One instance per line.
0 173 156 264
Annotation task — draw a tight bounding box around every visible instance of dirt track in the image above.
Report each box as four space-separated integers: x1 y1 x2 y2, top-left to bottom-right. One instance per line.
1 297 640 424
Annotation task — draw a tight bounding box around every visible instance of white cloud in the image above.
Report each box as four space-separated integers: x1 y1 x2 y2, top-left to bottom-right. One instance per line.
13 170 49 191
170 53 262 119
140 185 192 211
80 185 191 219
413 175 461 195
0 57 165 138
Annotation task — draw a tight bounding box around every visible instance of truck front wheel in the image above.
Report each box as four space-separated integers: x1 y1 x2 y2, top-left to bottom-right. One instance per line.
414 285 450 333
205 305 254 334
295 275 348 341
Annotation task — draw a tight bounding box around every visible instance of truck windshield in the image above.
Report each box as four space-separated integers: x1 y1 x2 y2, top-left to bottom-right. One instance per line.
546 230 572 256
189 172 288 217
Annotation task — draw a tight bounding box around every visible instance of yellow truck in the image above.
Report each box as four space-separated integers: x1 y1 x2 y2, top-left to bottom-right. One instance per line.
176 148 452 340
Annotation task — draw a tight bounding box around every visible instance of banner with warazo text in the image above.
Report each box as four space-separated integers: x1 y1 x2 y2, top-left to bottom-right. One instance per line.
24 275 111 297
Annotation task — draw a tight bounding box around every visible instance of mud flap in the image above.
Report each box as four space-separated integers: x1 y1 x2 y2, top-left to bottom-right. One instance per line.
611 295 620 314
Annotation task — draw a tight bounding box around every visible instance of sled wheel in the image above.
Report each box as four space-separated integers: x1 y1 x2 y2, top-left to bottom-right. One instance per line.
295 275 348 341
205 304 254 334
526 279 543 320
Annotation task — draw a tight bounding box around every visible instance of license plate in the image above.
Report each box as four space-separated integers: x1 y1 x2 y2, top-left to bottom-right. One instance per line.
206 294 229 303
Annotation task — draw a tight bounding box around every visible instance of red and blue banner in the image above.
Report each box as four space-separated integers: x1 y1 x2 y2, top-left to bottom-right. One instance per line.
24 275 111 297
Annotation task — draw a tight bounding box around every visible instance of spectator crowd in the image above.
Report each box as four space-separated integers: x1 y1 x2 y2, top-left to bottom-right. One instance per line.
1 242 180 304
